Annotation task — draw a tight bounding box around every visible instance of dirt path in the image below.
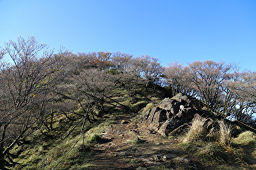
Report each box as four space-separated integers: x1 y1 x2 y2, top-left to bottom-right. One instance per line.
88 118 203 170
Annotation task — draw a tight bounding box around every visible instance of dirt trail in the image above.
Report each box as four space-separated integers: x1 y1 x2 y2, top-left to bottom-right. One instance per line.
88 117 202 170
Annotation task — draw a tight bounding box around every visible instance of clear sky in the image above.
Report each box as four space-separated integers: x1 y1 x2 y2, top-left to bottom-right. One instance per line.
0 0 255 71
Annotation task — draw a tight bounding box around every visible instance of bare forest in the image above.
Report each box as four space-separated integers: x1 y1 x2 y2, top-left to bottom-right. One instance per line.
0 37 255 169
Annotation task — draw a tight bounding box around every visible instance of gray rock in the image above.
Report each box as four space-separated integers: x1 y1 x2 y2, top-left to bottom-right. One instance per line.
142 93 218 137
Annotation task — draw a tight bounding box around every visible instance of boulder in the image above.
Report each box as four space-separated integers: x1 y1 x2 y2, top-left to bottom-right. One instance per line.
142 93 218 136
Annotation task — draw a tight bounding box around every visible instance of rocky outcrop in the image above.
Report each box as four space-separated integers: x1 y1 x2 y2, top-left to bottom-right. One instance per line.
142 93 217 136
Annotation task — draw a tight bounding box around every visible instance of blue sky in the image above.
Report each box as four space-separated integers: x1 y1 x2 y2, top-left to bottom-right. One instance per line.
0 0 255 71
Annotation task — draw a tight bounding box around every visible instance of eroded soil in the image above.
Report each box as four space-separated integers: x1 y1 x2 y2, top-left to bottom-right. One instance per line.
88 116 203 170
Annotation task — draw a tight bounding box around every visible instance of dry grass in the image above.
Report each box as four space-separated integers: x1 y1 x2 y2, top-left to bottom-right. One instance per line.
183 115 206 143
232 131 256 145
183 117 232 146
218 121 231 146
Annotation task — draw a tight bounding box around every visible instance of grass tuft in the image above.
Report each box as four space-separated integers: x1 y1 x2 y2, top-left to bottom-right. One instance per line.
142 102 154 114
183 115 206 143
218 120 232 146
232 131 256 146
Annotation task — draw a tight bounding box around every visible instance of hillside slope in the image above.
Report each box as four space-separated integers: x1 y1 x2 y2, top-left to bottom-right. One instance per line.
11 92 256 170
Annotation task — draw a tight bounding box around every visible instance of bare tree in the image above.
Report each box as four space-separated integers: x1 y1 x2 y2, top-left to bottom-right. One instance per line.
227 72 256 123
164 62 195 96
187 61 234 111
165 61 239 117
111 52 133 72
0 37 56 169
131 56 164 86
